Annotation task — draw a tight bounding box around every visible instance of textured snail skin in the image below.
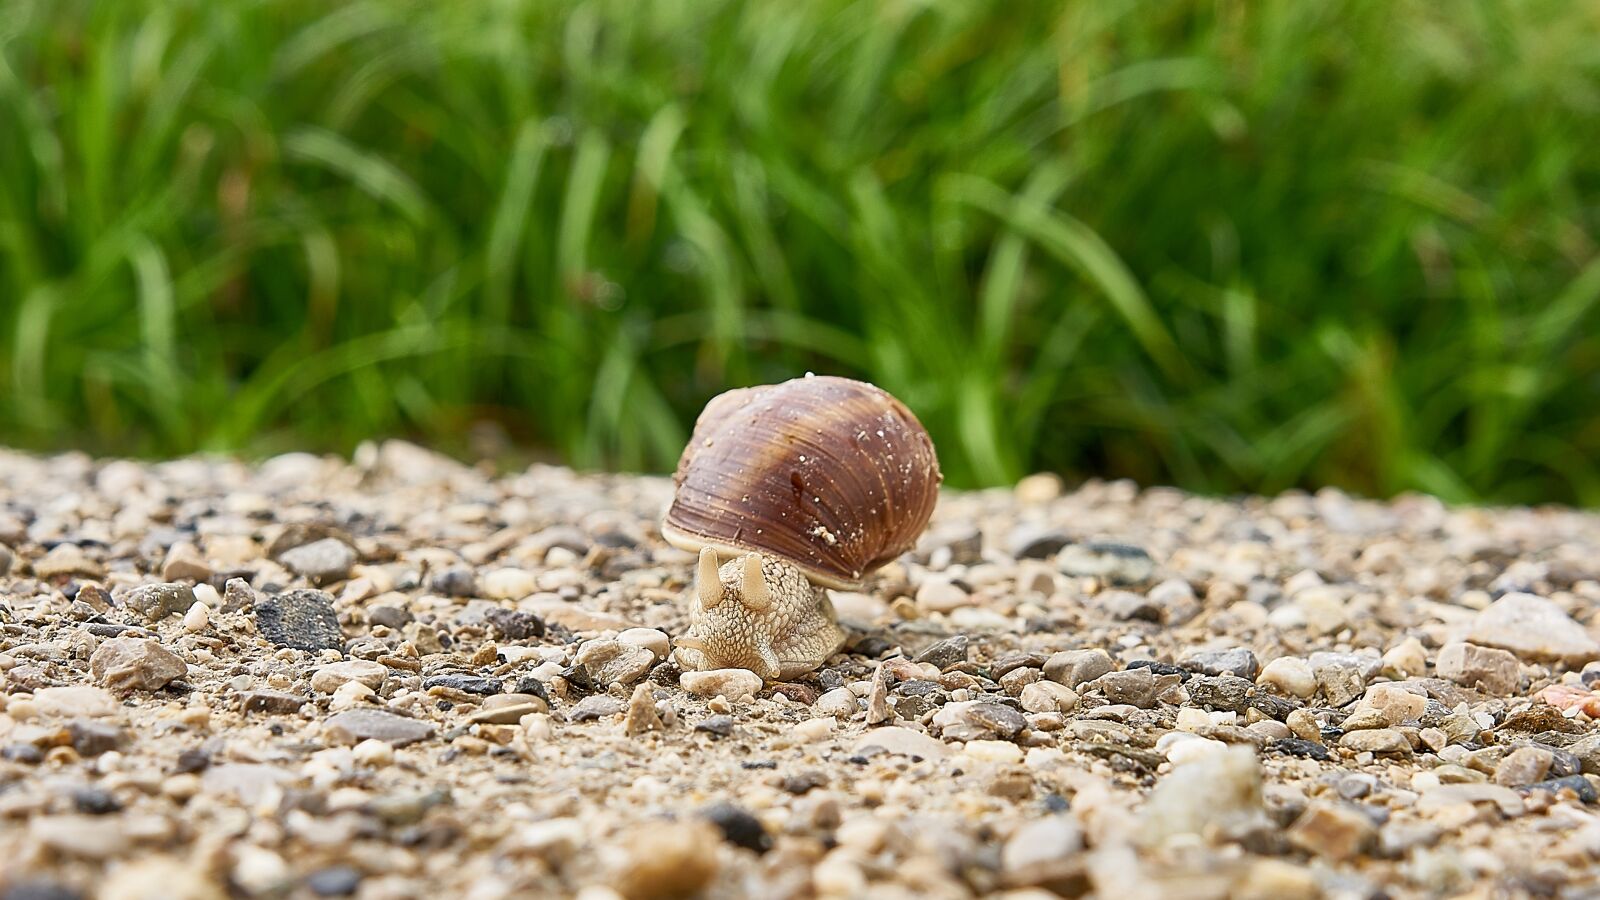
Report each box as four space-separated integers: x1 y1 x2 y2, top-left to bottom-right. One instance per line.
673 552 847 681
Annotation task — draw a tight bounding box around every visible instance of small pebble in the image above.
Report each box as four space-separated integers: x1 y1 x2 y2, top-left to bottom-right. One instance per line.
680 668 763 700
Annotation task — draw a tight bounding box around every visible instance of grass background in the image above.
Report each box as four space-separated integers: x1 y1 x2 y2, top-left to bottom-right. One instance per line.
3 0 1600 504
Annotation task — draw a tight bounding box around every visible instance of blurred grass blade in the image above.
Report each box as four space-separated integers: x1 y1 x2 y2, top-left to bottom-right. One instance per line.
283 127 433 227
627 105 686 246
10 285 59 430
485 118 547 325
952 173 1194 383
558 130 611 280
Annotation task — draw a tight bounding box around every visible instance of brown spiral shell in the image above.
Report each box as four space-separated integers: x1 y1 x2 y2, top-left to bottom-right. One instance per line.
661 375 942 590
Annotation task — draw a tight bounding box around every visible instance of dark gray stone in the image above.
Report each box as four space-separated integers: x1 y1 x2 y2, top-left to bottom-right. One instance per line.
2 744 44 764
1086 668 1159 708
1272 738 1332 761
1 881 85 900
701 802 771 854
1519 774 1598 804
71 787 121 815
429 567 478 597
255 590 343 652
991 651 1048 678
694 715 736 736
1097 591 1162 622
915 635 970 670
221 577 256 613
1249 692 1300 721
1044 649 1115 688
940 700 1028 741
67 719 127 756
485 607 545 640
919 523 984 565
898 679 943 698
1007 525 1071 560
966 702 1028 739
422 674 501 696
307 866 363 897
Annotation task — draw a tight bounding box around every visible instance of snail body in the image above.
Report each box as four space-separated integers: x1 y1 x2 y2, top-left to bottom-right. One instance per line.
674 549 847 681
664 375 940 678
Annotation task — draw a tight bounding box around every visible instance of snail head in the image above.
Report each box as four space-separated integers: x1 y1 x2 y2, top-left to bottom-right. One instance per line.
695 547 773 613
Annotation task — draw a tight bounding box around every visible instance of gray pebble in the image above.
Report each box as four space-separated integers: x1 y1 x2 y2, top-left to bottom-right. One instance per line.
1086 668 1158 708
1006 525 1071 560
67 719 127 756
1057 542 1155 585
368 605 413 629
422 674 502 696
1096 590 1163 622
694 715 737 736
1181 648 1260 680
915 635 970 670
1044 649 1115 689
429 567 478 597
279 538 357 584
121 583 195 623
1186 675 1255 714
568 695 625 722
239 690 308 714
323 709 435 746
255 589 344 652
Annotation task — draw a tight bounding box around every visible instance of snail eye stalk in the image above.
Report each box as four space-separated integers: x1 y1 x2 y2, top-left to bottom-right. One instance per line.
696 547 724 610
741 554 772 611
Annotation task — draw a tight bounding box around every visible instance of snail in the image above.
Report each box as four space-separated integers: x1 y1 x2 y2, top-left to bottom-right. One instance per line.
662 375 941 679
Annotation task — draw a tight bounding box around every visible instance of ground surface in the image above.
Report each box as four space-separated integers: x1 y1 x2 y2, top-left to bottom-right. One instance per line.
3 444 1600 900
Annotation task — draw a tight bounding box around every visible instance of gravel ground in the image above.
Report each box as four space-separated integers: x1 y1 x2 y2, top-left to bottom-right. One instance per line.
4 442 1600 900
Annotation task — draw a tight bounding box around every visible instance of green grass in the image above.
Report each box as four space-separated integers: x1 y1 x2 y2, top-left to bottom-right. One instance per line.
3 0 1600 504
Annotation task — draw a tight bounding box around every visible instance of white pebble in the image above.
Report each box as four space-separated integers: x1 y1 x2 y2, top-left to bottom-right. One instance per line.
617 628 671 661
191 582 221 609
1156 731 1202 752
961 740 1023 764
815 688 859 718
352 738 394 767
1257 656 1317 698
680 668 763 700
915 578 972 613
522 713 554 742
793 717 834 744
1382 636 1428 677
483 568 537 600
231 846 290 896
1165 736 1229 765
182 601 210 633
813 850 868 897
329 681 374 711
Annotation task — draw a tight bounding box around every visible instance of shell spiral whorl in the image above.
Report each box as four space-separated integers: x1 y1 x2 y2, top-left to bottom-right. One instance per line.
661 375 942 590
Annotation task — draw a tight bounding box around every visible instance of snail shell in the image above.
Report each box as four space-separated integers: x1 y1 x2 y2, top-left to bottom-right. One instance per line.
661 375 941 590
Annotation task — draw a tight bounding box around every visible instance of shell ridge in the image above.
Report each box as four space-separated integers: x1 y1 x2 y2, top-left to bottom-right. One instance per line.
663 376 939 587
